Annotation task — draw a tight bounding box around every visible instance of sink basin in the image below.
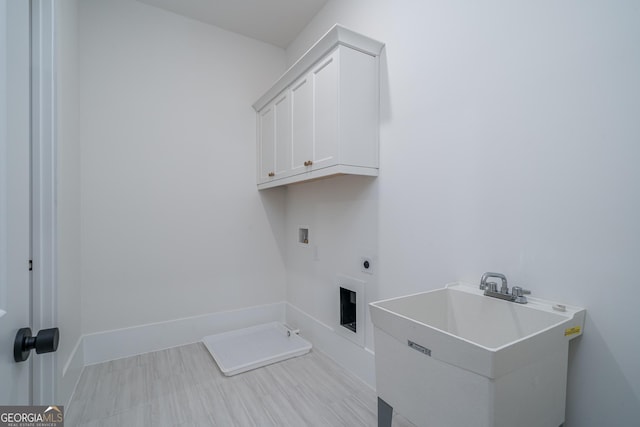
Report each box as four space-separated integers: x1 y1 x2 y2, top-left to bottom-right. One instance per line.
370 282 584 379
370 282 585 427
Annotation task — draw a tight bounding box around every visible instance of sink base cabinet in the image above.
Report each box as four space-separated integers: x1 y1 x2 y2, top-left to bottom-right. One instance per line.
374 328 567 427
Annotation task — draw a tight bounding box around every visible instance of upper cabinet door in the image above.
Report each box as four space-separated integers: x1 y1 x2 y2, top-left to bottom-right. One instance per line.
290 76 313 174
258 92 291 183
258 105 275 183
273 92 291 177
312 51 339 170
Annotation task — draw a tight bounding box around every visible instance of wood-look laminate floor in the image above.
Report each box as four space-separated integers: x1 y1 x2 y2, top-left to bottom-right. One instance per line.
66 343 417 427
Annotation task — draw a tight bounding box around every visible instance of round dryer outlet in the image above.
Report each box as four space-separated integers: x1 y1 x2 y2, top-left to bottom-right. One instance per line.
360 257 373 274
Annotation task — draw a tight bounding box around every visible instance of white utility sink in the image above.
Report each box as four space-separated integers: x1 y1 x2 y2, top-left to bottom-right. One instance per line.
370 282 585 427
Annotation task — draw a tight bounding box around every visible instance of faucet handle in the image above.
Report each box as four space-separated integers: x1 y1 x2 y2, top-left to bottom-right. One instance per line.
511 286 531 304
512 286 531 295
486 282 498 293
500 281 509 294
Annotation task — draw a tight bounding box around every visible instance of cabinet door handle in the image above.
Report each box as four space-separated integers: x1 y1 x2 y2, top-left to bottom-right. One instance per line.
304 160 313 166
268 172 275 177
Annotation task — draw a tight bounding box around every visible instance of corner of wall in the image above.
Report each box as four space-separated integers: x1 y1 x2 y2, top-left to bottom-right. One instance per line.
285 302 376 389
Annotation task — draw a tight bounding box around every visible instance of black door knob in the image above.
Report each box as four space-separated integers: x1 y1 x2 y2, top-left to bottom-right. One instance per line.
14 327 59 362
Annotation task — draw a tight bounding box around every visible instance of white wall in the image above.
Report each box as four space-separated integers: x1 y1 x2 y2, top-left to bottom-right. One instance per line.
78 0 287 334
285 0 640 425
55 0 83 404
285 176 378 349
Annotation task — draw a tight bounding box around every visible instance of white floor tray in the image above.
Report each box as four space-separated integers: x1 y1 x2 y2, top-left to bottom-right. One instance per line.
202 322 312 376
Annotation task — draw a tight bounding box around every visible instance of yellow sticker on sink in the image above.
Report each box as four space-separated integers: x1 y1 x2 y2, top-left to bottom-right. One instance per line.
564 326 581 336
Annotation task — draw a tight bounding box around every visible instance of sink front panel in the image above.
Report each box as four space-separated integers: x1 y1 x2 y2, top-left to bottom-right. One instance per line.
374 326 568 427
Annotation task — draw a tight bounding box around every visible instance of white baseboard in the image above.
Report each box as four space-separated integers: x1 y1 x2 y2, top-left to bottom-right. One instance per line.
285 302 376 390
82 302 286 366
60 301 377 407
61 303 284 407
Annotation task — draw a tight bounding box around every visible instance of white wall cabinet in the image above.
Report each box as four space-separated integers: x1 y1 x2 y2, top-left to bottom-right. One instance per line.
253 25 384 190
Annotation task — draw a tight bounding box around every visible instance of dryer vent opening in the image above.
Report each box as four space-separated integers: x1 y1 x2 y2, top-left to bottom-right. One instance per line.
340 286 357 333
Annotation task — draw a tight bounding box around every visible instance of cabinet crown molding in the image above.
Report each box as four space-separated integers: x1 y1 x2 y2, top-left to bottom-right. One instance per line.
252 24 384 112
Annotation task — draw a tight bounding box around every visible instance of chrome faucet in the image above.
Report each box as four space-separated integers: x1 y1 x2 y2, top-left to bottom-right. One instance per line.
479 272 530 304
480 272 508 293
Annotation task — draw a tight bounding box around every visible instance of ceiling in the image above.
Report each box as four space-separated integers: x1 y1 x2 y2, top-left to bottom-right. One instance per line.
136 0 329 48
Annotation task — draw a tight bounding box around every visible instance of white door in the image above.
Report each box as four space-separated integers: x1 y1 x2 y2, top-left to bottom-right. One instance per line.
0 0 32 404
